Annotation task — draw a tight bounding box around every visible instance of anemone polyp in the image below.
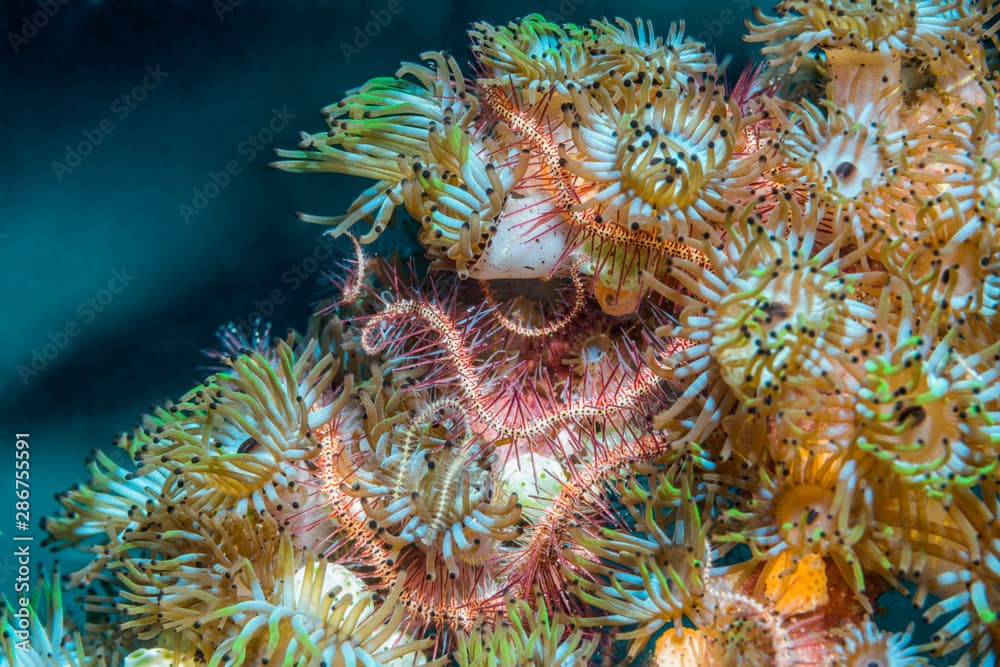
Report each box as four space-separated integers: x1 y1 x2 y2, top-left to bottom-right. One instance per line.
768 94 916 247
561 74 761 237
403 127 528 276
848 326 1000 497
454 597 598 667
831 617 928 667
914 484 1000 665
569 472 709 659
893 231 1000 324
761 552 829 616
342 398 522 577
469 14 601 103
126 340 338 517
747 0 991 76
586 18 716 89
201 537 441 667
272 52 475 244
646 198 879 444
717 449 890 612
891 93 1000 322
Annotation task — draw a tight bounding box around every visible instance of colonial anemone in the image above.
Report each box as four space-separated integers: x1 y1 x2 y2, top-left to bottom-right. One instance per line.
583 17 716 92
41 448 170 553
110 509 287 646
830 617 928 667
468 14 603 103
746 0 992 75
892 92 1000 325
341 397 522 578
884 200 1000 329
400 123 528 276
913 483 1000 666
130 340 341 516
200 537 441 667
561 73 762 238
568 467 709 659
716 447 895 612
274 51 510 262
766 94 917 250
845 322 1000 499
1 564 114 667
644 197 881 444
469 15 717 106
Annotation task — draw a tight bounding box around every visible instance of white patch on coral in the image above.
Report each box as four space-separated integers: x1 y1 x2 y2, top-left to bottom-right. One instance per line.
499 451 566 523
468 188 572 280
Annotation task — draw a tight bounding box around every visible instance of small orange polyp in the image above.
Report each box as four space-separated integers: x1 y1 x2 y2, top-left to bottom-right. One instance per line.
764 552 830 617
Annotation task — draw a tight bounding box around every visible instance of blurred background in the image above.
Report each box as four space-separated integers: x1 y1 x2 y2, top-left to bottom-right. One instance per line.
0 0 755 598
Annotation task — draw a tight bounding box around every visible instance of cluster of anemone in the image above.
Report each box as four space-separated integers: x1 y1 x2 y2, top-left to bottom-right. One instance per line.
12 3 1000 667
274 15 763 315
643 195 884 446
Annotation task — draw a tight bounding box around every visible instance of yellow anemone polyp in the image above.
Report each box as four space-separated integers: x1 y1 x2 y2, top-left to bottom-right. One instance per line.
888 94 1000 322
896 237 1000 322
774 483 851 554
468 14 601 103
831 617 929 667
402 126 528 275
850 327 1000 496
717 448 889 612
201 538 441 667
711 260 844 404
131 340 339 516
453 598 598 667
272 52 475 244
561 74 761 238
586 18 716 91
767 94 915 249
645 198 879 445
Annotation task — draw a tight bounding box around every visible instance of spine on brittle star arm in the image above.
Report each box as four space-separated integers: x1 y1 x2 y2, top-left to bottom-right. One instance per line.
479 85 710 269
338 232 367 305
504 435 679 606
479 258 586 337
360 300 662 437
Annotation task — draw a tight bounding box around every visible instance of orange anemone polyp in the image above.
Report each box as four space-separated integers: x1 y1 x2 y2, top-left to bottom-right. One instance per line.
775 483 847 555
